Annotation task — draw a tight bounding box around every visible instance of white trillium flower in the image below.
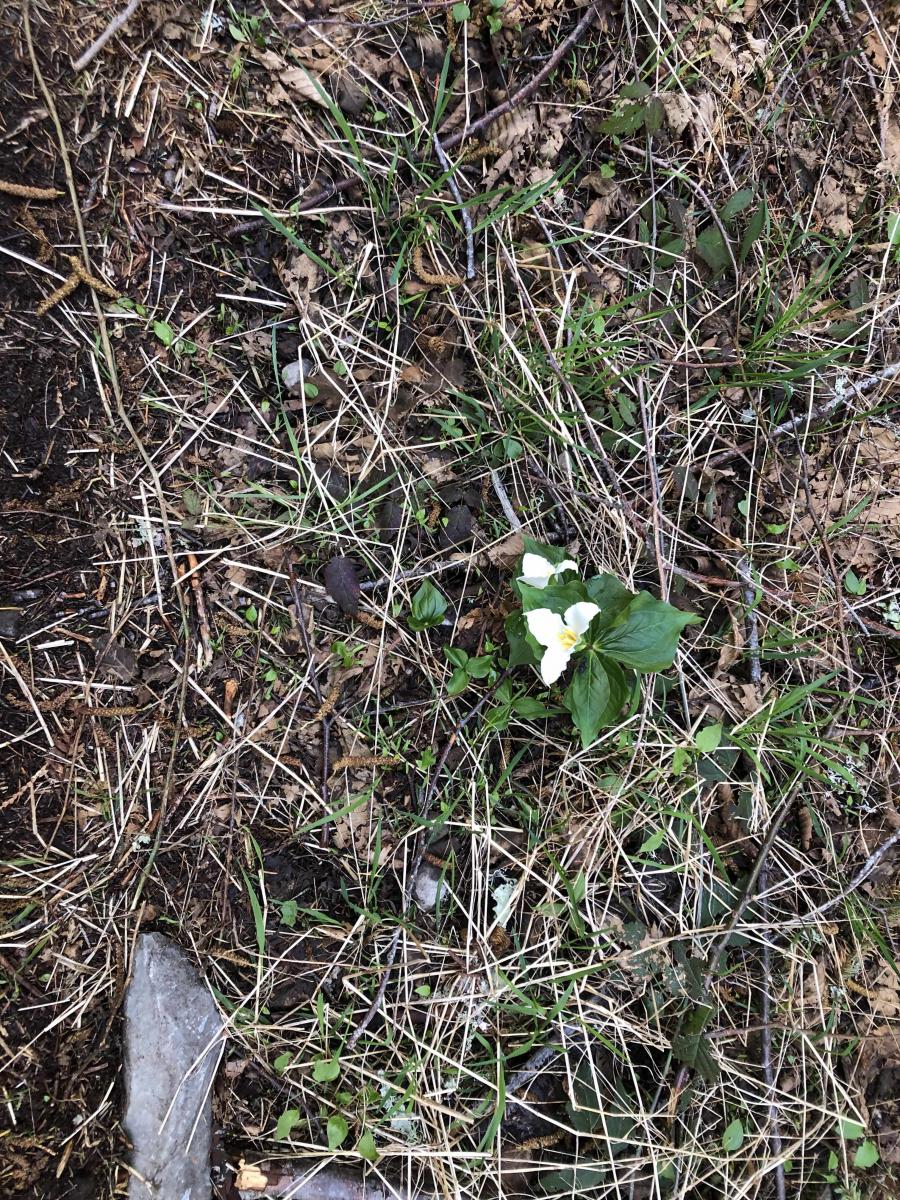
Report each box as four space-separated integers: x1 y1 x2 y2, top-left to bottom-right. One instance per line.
518 553 578 589
526 602 600 685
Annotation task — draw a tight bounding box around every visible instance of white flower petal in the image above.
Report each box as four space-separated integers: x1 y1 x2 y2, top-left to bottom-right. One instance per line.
540 644 571 685
564 602 600 636
526 608 565 648
555 559 578 577
518 553 555 588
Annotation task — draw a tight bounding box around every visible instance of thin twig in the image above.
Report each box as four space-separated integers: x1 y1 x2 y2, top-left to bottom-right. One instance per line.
72 0 143 71
705 362 900 468
490 469 522 531
737 557 761 686
359 556 467 593
439 4 598 151
638 381 669 601
432 133 475 280
223 178 359 237
775 826 900 930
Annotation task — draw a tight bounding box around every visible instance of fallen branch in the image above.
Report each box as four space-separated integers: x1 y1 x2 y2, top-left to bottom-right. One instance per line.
236 1163 423 1199
738 559 785 1200
72 0 143 72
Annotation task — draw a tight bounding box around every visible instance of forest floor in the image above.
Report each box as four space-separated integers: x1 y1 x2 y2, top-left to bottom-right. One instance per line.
2 0 900 1197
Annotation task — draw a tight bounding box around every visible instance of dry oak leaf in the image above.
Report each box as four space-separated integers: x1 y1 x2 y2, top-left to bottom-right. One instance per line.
815 175 853 237
662 92 717 150
252 49 330 108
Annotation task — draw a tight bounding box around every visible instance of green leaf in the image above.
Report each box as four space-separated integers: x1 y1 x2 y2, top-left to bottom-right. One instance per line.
327 1114 349 1150
719 189 755 222
357 1130 379 1163
245 604 258 625
844 569 866 596
512 695 557 719
597 592 699 672
696 226 732 276
838 1117 865 1140
643 96 664 134
565 650 611 749
854 1139 879 1168
694 723 723 753
599 102 647 136
275 1108 301 1140
888 211 900 246
567 1055 603 1133
740 200 766 262
521 537 571 567
408 580 448 631
722 1118 744 1152
465 654 494 679
620 81 652 99
538 1165 608 1192
152 320 175 346
518 579 586 617
671 1003 719 1082
584 573 633 627
504 611 538 668
451 1 470 19
312 1055 341 1083
672 746 691 775
636 828 665 855
444 646 469 669
279 899 298 928
446 667 469 696
273 1051 292 1074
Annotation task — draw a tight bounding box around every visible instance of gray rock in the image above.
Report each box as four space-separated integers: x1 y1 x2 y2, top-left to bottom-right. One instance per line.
123 933 222 1200
281 359 313 394
413 864 448 912
0 606 21 641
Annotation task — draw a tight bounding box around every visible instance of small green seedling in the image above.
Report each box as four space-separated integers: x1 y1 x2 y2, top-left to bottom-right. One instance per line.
443 645 497 695
408 580 448 631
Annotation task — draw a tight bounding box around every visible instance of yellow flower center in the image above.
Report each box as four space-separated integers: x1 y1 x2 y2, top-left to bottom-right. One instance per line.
558 628 579 651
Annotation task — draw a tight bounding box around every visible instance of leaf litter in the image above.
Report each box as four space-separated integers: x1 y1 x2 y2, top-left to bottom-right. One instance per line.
3 0 900 1197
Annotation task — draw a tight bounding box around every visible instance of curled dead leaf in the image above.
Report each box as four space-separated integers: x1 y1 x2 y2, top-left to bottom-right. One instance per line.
324 556 360 615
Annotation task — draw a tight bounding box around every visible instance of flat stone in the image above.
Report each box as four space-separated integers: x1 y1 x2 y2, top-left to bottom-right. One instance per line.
123 933 222 1200
281 359 313 394
413 863 448 912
